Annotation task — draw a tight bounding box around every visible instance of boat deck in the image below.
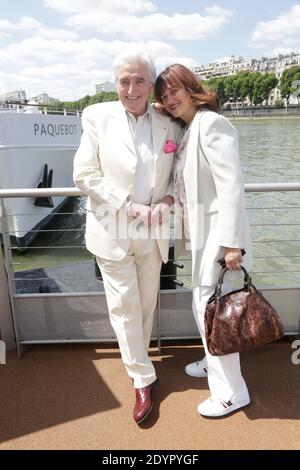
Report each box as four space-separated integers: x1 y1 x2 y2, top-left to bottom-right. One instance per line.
0 337 299 450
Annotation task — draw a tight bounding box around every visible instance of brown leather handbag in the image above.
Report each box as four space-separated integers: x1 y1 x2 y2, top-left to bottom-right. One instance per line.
204 266 284 356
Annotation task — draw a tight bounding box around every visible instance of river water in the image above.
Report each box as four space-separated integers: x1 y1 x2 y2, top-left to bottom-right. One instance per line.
13 117 300 290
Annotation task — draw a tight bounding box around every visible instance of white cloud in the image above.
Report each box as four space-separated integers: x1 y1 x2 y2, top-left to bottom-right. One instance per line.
0 35 195 99
267 46 300 57
65 7 234 41
0 37 179 67
21 64 104 80
0 65 111 100
0 31 10 38
1 2 235 100
0 15 78 40
251 4 300 43
0 16 42 31
0 37 90 65
43 0 158 15
212 56 232 63
0 19 14 29
36 27 78 40
15 16 42 30
155 55 198 74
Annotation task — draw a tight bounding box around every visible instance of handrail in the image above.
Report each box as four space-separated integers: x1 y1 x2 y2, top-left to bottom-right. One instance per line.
244 182 300 192
1 183 299 355
0 101 81 116
0 188 82 198
0 182 299 198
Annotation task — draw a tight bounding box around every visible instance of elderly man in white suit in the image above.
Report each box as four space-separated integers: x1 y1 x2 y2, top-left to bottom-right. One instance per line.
73 49 181 424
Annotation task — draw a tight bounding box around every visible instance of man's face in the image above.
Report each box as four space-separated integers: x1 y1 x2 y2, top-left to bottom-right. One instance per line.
116 61 153 118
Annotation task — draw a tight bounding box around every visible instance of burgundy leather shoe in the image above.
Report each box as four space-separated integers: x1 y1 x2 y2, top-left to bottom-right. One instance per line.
133 379 159 424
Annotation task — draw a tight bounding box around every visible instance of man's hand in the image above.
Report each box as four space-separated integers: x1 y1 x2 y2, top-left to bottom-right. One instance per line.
128 202 152 227
150 195 174 226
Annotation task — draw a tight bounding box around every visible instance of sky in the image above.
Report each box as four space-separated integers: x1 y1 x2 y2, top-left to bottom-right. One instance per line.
0 0 300 100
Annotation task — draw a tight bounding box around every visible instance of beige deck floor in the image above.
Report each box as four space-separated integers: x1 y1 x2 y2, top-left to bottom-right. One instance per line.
0 338 299 450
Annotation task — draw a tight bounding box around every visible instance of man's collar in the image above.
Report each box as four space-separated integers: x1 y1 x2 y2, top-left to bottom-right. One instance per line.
125 102 151 120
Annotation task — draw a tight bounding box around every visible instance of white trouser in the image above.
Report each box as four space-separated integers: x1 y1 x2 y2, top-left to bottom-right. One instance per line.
193 284 249 403
96 238 162 389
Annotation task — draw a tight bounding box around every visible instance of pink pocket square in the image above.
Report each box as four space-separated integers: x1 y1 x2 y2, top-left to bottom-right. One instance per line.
164 139 178 153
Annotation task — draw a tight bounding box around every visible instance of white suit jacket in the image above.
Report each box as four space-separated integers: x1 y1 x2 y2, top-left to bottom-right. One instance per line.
175 109 252 287
73 101 182 262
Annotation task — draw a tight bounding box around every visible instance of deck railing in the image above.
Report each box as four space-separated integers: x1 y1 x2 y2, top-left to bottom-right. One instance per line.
0 183 299 357
0 102 80 116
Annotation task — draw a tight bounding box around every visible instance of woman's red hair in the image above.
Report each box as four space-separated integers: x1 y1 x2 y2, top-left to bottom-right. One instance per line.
154 64 219 115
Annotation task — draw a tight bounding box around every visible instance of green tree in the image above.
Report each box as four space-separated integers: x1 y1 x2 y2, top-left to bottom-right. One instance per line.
224 75 236 102
274 98 284 108
100 92 119 102
252 74 264 105
88 93 104 105
239 73 251 104
205 71 278 107
214 78 226 104
232 76 243 103
78 95 91 110
206 77 227 104
280 66 300 103
56 91 119 111
260 73 278 103
247 72 260 104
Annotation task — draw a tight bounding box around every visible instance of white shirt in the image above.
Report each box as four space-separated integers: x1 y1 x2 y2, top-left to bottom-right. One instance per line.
127 105 154 205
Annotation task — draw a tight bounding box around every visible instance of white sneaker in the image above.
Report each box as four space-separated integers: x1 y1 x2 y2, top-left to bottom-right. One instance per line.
197 396 251 418
185 357 208 378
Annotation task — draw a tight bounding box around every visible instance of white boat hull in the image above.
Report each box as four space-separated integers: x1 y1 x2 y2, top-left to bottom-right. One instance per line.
0 112 82 246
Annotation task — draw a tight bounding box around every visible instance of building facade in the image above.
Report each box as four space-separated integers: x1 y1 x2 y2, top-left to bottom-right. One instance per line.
0 90 27 103
194 52 300 105
30 93 57 104
95 81 116 94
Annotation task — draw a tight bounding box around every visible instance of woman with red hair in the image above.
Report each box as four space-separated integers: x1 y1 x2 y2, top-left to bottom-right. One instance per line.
155 64 252 418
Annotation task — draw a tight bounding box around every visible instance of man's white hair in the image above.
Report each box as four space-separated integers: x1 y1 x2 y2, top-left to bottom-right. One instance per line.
113 47 156 84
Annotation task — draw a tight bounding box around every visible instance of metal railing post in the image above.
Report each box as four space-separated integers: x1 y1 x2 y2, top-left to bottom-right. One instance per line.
0 199 23 357
297 301 300 340
157 287 161 355
0 244 15 351
0 209 16 351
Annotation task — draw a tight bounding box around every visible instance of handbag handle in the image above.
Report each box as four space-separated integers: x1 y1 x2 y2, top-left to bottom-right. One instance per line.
215 265 253 299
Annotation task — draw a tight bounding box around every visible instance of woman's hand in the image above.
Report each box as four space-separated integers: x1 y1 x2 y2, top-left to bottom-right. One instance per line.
128 202 152 226
224 247 243 271
151 195 174 226
151 102 165 115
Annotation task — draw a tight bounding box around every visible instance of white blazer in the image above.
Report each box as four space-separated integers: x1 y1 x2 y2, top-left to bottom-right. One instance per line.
73 101 182 262
175 109 252 287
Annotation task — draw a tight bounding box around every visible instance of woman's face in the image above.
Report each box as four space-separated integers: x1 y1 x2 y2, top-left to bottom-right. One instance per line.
160 84 196 124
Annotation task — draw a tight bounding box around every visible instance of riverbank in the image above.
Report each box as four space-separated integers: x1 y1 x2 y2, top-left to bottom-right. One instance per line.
222 105 300 119
228 115 300 120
